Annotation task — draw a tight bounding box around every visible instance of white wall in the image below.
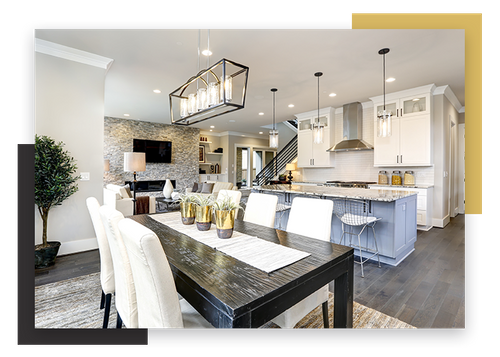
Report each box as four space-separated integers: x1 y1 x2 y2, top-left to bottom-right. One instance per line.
35 52 107 255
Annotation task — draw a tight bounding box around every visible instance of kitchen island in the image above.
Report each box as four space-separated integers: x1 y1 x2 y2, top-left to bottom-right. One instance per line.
253 184 418 266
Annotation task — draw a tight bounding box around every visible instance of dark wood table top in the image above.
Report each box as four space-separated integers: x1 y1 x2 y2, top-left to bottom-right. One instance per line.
131 214 354 328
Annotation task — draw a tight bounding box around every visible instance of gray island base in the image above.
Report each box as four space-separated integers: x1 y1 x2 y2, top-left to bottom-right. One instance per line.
254 184 418 267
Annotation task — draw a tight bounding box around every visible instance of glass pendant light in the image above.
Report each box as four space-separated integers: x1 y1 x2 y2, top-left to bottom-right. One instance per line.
377 48 392 137
269 88 279 148
312 72 325 144
180 98 188 118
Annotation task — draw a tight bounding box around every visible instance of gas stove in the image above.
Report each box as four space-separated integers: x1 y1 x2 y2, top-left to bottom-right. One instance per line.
324 181 376 189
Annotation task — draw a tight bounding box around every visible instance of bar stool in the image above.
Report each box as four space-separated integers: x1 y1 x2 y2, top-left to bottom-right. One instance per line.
332 198 381 278
275 192 291 229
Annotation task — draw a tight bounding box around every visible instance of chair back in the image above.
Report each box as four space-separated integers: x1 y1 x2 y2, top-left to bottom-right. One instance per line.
286 197 333 241
217 189 242 217
86 197 114 295
332 198 371 226
243 193 278 228
99 205 138 328
119 218 184 328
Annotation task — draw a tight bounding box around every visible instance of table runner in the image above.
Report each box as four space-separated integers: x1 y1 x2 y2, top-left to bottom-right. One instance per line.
149 212 310 273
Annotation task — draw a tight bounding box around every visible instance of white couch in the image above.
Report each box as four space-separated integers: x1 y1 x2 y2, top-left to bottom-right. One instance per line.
186 181 237 198
103 184 156 216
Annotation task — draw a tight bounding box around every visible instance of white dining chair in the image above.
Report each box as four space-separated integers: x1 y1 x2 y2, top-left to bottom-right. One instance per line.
85 197 115 328
271 196 333 328
119 218 213 328
99 205 138 329
243 193 278 228
217 189 242 218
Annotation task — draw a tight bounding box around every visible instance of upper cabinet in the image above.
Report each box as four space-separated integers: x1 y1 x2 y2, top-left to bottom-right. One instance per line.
370 84 435 167
296 107 335 168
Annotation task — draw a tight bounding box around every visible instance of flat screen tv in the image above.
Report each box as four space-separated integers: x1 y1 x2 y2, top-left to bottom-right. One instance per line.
133 139 172 163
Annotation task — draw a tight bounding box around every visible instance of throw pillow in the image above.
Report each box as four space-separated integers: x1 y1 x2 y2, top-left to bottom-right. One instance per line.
191 182 199 193
200 182 214 194
124 185 132 198
196 183 203 193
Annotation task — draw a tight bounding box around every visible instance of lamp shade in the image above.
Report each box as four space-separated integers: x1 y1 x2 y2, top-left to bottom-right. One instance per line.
286 163 296 171
124 152 146 172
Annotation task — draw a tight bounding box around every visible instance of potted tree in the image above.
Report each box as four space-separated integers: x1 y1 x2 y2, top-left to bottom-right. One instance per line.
35 135 80 268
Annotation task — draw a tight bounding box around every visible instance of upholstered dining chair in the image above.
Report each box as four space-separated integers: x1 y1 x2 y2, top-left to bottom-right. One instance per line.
271 196 334 328
217 189 242 218
118 218 213 328
99 205 138 329
243 193 278 228
85 197 115 328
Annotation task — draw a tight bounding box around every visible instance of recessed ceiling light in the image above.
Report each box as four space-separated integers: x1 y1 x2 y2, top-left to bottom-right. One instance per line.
153 89 161 93
229 120 235 123
210 125 215 128
210 129 213 132
202 49 212 56
124 114 130 117
386 77 396 82
329 93 336 97
241 135 245 137
259 112 264 115
288 104 294 108
259 132 263 134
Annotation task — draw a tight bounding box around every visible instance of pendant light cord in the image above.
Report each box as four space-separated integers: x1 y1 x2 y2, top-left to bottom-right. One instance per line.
317 75 320 123
383 52 386 111
273 90 276 130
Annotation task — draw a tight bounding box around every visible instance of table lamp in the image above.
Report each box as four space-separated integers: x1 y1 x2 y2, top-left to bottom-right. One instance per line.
285 163 296 183
124 152 146 215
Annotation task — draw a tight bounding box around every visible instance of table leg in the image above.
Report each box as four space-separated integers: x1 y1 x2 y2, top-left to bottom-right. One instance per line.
333 254 354 328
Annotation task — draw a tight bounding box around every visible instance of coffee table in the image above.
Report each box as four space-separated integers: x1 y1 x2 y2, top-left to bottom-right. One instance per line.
156 197 180 212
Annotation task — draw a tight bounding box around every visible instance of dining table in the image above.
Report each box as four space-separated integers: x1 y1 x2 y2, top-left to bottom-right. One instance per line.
130 213 354 328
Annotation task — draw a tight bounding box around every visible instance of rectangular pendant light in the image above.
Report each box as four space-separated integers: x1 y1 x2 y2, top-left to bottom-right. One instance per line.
169 58 249 126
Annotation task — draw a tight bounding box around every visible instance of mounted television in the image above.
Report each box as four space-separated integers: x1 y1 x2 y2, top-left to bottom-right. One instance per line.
133 139 172 163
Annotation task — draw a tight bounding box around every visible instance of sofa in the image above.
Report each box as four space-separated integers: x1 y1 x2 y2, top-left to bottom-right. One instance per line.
185 181 238 198
103 184 156 216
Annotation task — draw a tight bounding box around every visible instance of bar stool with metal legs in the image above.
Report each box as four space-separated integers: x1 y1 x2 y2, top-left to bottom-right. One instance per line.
332 198 381 278
275 192 291 229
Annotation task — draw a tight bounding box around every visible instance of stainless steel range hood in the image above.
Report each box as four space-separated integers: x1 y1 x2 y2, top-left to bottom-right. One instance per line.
327 102 373 152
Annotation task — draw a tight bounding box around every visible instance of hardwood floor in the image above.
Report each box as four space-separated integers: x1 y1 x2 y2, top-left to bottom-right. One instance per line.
34 213 465 328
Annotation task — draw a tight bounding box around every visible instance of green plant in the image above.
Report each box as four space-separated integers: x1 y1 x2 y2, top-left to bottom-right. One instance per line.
192 194 215 207
213 194 244 212
179 193 197 203
279 174 287 181
35 135 80 248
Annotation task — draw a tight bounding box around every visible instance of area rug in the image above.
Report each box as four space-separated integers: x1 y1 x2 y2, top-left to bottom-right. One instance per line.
35 273 415 329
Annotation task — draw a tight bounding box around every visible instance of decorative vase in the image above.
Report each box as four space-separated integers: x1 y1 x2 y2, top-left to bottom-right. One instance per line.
195 205 213 231
35 241 61 269
163 179 173 199
214 209 236 239
180 202 195 225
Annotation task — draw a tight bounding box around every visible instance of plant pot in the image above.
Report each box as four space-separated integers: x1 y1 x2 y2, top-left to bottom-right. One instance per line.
195 205 213 231
180 202 195 225
35 241 61 269
214 209 236 239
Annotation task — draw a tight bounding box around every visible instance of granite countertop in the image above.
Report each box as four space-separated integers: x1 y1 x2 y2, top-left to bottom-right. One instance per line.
369 184 434 189
256 184 418 202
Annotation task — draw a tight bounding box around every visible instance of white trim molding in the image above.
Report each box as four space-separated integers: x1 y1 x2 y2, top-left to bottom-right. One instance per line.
433 85 464 113
35 38 114 72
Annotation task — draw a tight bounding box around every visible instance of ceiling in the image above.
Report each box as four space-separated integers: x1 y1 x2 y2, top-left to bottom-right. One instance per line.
35 29 464 136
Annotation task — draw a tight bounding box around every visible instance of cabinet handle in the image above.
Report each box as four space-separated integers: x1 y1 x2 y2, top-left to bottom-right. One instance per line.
397 155 399 163
397 108 399 117
401 155 403 163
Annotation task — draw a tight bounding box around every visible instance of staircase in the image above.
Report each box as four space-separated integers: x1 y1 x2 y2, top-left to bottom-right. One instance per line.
254 134 298 186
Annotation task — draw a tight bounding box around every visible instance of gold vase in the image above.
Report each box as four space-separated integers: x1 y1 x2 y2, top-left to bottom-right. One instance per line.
180 202 195 225
214 209 236 239
195 205 213 231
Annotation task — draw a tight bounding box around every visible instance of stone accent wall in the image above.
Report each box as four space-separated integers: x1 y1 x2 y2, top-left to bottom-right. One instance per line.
104 117 200 194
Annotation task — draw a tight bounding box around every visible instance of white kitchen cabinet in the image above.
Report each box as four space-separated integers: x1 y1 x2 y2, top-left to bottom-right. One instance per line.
370 84 434 167
296 107 335 168
369 185 434 231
